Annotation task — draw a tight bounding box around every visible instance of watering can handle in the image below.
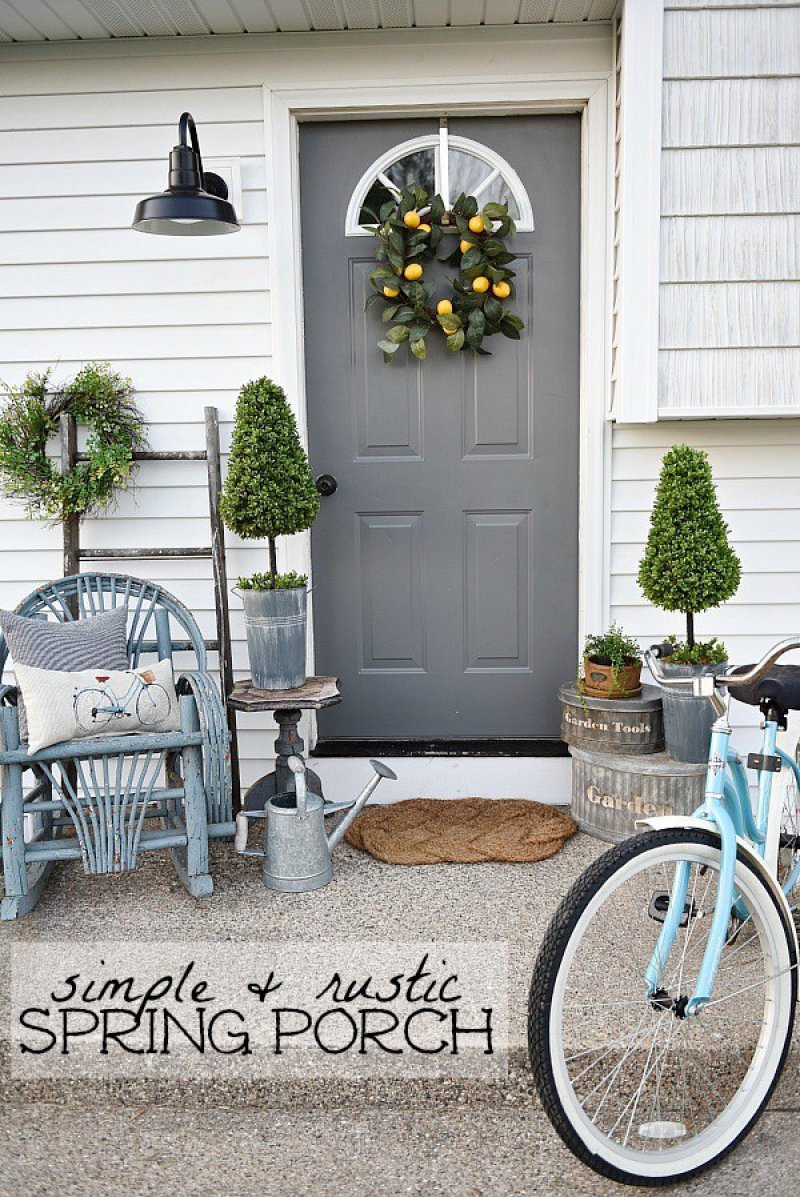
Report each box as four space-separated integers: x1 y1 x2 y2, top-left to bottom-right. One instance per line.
287 754 308 816
234 809 267 857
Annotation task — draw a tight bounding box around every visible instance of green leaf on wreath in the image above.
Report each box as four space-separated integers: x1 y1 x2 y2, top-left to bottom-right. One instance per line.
484 297 502 323
503 313 525 331
387 325 410 343
377 339 401 354
446 330 465 352
410 338 426 360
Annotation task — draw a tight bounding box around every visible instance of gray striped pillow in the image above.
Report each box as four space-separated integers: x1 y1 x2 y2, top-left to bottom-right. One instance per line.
0 606 130 742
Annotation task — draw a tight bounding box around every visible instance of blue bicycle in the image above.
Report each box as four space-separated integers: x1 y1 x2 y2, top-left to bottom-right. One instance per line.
529 639 800 1186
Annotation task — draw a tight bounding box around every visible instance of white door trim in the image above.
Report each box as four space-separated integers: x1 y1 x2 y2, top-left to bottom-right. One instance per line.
612 0 664 424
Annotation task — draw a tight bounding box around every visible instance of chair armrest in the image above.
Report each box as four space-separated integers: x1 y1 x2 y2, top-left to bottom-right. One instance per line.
0 687 21 759
176 670 232 825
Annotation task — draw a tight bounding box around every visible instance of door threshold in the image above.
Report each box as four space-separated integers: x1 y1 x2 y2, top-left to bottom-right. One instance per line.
312 738 568 758
305 754 571 805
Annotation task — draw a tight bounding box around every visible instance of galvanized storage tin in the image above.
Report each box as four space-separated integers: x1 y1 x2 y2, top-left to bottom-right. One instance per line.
570 747 706 843
559 683 664 755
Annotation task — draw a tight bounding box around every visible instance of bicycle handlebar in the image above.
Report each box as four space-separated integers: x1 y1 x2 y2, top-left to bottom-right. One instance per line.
645 636 800 694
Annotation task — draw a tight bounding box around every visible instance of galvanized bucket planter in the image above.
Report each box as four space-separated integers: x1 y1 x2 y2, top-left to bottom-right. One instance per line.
570 747 706 843
241 585 307 691
559 683 664 755
660 661 723 764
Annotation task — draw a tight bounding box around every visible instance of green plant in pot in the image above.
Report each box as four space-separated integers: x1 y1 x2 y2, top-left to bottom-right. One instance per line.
638 445 741 762
581 623 643 699
220 377 320 691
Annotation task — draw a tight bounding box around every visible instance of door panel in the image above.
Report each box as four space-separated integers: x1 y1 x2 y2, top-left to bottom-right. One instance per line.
464 511 531 672
350 259 423 459
357 512 426 672
300 115 580 742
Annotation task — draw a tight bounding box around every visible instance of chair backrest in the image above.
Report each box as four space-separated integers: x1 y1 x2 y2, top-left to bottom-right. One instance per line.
0 572 207 677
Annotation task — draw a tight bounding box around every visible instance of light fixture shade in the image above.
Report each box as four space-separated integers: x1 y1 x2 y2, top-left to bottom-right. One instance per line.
132 112 240 236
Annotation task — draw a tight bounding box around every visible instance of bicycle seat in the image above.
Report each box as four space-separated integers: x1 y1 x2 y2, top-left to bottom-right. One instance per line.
729 663 800 711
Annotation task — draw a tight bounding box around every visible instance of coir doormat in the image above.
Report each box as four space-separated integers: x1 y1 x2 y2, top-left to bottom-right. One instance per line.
344 798 577 865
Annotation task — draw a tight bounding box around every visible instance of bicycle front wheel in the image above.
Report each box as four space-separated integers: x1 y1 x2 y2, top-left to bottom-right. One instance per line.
529 828 796 1187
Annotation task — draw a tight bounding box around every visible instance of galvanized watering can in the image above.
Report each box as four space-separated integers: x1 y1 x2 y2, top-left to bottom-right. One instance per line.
234 756 397 892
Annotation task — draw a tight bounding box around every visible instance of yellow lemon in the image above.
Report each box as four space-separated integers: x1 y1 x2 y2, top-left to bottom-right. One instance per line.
459 239 474 255
472 276 490 293
418 223 432 233
492 281 511 299
437 299 453 316
403 210 421 229
383 285 400 298
404 262 423 281
468 215 485 234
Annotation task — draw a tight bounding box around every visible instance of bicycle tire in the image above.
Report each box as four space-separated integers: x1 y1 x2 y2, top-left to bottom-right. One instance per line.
73 686 114 732
528 828 797 1187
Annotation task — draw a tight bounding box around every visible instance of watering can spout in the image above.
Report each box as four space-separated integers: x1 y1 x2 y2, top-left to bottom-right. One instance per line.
326 758 397 852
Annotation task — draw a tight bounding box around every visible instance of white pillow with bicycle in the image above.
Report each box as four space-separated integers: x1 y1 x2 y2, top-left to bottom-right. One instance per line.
14 657 180 754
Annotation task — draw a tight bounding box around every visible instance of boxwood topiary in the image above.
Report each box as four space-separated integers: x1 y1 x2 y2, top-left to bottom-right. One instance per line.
220 377 319 590
638 445 740 647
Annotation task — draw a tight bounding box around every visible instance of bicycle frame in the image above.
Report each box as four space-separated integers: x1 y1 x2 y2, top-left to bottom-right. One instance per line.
643 685 800 1015
94 673 145 716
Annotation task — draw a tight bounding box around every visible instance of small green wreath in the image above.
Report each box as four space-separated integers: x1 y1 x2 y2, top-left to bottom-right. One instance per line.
366 183 525 361
0 362 147 520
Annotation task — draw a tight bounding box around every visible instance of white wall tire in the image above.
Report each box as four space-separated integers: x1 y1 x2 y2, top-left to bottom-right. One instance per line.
528 828 797 1186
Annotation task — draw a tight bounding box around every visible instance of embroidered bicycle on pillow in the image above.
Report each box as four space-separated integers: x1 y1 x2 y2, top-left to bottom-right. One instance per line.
73 669 172 732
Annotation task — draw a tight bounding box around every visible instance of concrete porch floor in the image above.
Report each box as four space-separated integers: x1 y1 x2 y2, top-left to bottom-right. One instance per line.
0 831 797 1197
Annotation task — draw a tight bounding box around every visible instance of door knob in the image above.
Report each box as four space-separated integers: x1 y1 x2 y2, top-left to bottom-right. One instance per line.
316 474 338 497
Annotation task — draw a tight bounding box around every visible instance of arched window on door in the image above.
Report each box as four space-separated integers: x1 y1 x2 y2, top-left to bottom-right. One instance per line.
345 128 534 236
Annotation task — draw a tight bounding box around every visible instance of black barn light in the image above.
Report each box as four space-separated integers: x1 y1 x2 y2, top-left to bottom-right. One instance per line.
132 111 240 236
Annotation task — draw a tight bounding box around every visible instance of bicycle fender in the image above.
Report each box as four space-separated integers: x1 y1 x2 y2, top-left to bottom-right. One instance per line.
636 815 799 958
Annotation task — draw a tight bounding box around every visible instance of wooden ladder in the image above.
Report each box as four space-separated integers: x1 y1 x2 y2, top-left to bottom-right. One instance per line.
59 405 240 807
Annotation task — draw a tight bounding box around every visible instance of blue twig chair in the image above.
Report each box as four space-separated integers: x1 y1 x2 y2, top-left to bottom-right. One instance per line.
0 573 234 920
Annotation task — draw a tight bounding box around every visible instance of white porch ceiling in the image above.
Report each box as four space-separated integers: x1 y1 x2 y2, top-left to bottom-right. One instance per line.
0 0 617 42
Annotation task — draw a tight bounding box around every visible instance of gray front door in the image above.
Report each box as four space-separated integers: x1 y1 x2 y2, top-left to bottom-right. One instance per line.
300 115 580 743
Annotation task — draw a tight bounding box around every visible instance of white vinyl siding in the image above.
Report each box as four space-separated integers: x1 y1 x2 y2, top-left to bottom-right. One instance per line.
659 2 800 416
0 82 274 783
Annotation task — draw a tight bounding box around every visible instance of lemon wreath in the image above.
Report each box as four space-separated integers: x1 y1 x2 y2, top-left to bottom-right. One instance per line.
0 362 146 520
366 184 524 362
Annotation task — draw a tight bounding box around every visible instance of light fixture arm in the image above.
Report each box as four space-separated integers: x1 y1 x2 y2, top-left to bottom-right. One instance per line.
178 111 206 188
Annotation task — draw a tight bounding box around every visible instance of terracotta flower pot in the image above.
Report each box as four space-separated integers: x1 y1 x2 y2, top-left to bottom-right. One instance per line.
582 655 642 699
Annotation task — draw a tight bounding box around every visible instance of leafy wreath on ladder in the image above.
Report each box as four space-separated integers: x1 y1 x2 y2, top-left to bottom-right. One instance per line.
366 183 525 361
0 362 146 520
